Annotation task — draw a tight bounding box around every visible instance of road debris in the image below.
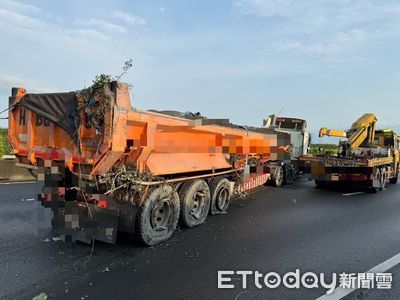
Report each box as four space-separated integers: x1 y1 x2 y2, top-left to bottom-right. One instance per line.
99 165 164 196
32 293 48 300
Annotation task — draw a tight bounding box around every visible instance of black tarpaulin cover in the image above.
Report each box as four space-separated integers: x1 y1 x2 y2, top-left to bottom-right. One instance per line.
18 92 79 141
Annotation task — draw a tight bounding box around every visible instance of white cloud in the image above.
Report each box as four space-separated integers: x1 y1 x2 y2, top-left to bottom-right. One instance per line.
234 0 400 27
0 2 113 43
64 29 109 41
0 74 57 93
113 10 146 26
276 29 366 56
233 0 400 62
0 0 42 15
76 18 126 34
0 8 46 31
234 0 295 17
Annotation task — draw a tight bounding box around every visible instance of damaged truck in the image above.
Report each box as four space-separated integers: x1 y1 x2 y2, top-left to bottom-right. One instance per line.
7 78 297 246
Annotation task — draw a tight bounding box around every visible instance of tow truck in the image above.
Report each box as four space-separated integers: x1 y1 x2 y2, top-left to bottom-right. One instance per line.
300 113 400 191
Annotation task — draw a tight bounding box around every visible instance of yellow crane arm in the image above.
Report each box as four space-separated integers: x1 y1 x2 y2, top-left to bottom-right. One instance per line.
347 113 377 149
319 113 378 156
347 127 369 150
319 128 347 138
350 113 377 131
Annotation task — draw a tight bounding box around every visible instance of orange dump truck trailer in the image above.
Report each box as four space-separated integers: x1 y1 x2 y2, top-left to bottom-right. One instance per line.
7 81 292 245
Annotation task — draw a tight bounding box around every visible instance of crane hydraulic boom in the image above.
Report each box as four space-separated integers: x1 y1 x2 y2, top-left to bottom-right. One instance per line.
319 113 377 156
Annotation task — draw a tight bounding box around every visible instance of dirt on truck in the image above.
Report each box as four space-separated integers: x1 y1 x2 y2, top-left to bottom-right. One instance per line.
7 79 295 246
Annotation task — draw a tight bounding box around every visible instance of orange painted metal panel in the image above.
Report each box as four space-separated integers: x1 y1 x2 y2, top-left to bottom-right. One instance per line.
8 83 289 178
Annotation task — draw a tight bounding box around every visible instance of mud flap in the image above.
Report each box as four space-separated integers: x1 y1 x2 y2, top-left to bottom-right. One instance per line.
42 199 119 244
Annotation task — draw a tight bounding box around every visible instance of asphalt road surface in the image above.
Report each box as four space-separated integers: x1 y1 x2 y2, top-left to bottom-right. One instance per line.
1 180 400 300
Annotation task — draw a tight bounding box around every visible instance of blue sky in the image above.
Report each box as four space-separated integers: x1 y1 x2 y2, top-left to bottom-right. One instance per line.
0 0 399 140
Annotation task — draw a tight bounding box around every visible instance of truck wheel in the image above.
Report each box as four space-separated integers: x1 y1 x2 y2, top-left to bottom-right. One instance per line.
373 168 381 191
389 176 398 184
209 177 231 215
134 185 180 246
368 186 379 193
379 167 387 190
284 164 295 185
272 166 284 187
179 180 210 227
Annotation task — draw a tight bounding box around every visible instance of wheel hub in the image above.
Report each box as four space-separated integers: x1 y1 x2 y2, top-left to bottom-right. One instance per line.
151 198 171 231
216 188 229 210
190 192 205 219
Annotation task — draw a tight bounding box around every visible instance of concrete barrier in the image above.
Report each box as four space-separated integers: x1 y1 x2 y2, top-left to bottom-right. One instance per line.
0 159 36 181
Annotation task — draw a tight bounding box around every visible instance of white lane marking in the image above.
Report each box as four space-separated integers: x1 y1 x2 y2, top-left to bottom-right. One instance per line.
0 181 36 185
316 252 400 300
342 192 365 197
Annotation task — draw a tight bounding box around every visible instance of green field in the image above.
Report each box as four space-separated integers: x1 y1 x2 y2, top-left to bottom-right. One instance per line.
309 144 338 156
0 128 11 157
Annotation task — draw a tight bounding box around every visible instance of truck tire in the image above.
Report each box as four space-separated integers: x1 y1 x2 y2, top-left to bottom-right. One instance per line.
284 164 295 185
134 185 180 246
209 177 231 215
368 187 379 193
371 168 380 192
380 167 387 190
179 180 210 227
272 166 284 187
